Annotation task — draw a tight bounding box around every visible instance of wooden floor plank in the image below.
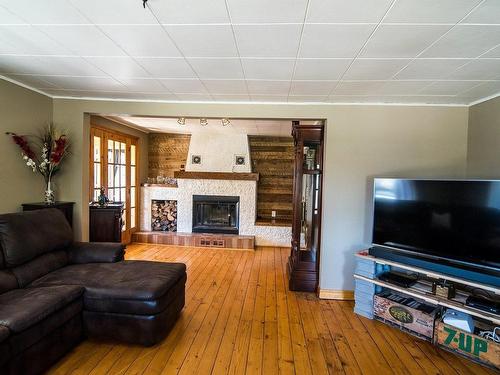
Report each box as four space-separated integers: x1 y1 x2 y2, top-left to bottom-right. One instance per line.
45 245 496 375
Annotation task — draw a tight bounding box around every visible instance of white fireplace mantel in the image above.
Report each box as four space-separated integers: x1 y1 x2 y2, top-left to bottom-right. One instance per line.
140 178 291 247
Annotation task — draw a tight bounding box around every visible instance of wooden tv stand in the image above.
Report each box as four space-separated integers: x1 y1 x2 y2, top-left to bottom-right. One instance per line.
354 250 500 370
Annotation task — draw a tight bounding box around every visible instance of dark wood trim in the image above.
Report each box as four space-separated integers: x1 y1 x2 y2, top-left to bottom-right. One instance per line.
287 120 325 293
174 171 259 181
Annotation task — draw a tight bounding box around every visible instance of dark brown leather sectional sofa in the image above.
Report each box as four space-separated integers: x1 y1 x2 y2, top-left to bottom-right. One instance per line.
0 209 186 375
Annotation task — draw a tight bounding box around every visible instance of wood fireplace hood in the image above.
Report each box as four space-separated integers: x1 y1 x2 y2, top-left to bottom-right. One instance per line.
174 171 259 181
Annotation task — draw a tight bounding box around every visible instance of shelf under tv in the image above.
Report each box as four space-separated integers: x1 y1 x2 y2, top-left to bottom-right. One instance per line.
354 273 500 325
355 250 499 295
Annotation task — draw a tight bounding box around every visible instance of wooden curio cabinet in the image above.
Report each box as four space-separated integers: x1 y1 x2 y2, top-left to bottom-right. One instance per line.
287 121 324 292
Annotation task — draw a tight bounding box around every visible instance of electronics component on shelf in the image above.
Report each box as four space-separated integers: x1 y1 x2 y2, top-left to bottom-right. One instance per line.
432 280 456 299
442 309 475 333
379 291 436 314
465 295 500 315
378 271 417 288
479 327 500 343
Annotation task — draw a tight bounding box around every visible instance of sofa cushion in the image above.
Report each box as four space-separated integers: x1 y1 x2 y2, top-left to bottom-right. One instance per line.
0 209 72 267
0 285 83 332
8 299 82 357
30 261 187 314
0 271 18 295
11 251 67 288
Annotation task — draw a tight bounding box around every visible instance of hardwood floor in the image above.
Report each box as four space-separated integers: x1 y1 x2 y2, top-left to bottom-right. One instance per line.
47 244 495 375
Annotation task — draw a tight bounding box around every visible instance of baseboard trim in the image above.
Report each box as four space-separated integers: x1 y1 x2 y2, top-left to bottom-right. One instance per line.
318 289 354 300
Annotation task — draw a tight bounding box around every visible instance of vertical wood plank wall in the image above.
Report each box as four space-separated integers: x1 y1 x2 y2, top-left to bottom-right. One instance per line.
248 136 294 224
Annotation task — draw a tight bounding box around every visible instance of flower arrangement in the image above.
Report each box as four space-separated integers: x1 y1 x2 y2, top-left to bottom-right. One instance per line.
6 123 69 204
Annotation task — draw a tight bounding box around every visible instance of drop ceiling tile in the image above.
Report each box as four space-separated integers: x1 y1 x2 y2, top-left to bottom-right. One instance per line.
149 0 229 24
8 74 59 89
483 45 500 58
202 79 247 94
374 80 434 95
175 93 213 101
307 0 392 23
288 95 328 102
135 58 196 78
419 80 482 95
0 56 103 76
227 0 307 23
383 0 482 24
332 81 385 95
343 59 411 80
188 58 243 79
0 25 71 55
166 25 237 57
394 58 471 79
361 25 450 58
462 0 500 24
300 24 376 58
234 24 302 58
39 75 125 91
246 80 290 95
212 94 250 102
421 25 500 58
294 59 351 80
242 59 295 80
38 25 125 56
250 95 289 102
119 78 169 92
290 80 336 95
69 0 158 24
446 59 500 80
457 81 500 100
0 5 25 23
0 0 88 24
86 57 149 78
100 25 181 57
159 79 208 93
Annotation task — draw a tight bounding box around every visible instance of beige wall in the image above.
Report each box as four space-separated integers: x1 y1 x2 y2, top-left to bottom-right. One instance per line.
0 80 53 213
52 98 469 291
467 96 500 178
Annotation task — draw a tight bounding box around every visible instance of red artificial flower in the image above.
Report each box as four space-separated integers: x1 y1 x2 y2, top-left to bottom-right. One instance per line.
50 135 67 164
6 132 35 159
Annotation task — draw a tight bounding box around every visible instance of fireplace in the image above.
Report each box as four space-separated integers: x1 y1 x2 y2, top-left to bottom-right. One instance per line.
192 195 239 234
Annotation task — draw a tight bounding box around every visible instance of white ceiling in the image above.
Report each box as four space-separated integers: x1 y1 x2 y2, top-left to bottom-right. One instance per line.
0 0 499 105
109 116 293 137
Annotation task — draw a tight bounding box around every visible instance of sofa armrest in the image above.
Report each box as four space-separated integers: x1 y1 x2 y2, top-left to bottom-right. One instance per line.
67 242 125 264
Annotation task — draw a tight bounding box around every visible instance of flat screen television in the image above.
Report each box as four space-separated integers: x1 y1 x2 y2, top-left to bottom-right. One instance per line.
369 179 500 287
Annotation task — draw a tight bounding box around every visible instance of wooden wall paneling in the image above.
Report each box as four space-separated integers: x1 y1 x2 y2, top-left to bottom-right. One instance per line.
149 133 191 178
248 136 294 224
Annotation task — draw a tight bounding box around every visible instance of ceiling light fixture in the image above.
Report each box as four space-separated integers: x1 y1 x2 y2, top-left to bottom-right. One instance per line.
142 0 148 9
221 118 230 126
200 118 208 126
177 117 185 125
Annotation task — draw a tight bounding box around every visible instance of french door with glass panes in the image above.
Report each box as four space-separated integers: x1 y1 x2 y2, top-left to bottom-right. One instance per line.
90 126 138 243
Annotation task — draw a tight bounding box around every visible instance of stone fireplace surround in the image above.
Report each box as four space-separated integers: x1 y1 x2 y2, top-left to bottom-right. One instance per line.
140 177 291 247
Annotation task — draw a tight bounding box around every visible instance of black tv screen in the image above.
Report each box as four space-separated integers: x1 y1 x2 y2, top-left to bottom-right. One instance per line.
372 179 500 274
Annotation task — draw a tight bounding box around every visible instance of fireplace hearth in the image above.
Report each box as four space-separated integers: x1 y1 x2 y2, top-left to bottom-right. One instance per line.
192 195 239 234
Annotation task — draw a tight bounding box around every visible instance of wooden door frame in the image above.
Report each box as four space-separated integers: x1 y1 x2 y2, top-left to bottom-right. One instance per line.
90 125 139 243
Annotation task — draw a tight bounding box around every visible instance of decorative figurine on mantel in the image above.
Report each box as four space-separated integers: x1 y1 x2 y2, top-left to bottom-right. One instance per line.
97 187 109 207
6 123 69 205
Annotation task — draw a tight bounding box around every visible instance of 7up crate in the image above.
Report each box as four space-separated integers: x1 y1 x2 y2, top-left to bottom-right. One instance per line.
435 320 500 370
373 291 438 340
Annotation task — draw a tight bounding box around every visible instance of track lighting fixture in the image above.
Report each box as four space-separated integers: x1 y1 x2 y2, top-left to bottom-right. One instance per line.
200 118 208 126
177 117 185 125
221 118 230 126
